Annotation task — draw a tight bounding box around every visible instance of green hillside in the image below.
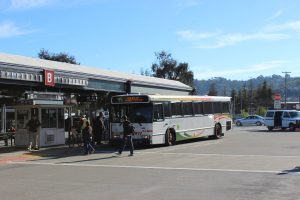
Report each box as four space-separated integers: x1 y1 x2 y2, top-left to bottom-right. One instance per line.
194 75 300 101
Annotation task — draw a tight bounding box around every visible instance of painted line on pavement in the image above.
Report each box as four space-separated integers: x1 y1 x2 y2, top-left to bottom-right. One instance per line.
135 151 300 158
10 161 300 175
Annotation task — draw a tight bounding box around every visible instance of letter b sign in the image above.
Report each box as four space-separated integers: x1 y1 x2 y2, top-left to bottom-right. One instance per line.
44 70 55 87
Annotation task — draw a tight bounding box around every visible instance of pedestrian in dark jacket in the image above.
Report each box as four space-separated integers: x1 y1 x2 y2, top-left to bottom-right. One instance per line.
82 121 95 155
116 115 134 156
93 112 105 145
26 115 41 151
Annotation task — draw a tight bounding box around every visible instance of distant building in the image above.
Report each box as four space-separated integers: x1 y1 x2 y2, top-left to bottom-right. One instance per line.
281 102 300 110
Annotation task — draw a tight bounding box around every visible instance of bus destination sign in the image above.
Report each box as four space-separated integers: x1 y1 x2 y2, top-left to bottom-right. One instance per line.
112 95 149 104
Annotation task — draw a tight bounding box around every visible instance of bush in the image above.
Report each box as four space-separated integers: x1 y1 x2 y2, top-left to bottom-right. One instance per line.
240 109 249 118
256 107 267 117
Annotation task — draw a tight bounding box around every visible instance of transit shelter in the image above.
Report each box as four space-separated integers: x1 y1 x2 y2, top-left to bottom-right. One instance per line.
14 99 68 147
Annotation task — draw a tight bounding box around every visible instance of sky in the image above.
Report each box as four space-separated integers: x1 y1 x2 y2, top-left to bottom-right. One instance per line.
1 0 300 80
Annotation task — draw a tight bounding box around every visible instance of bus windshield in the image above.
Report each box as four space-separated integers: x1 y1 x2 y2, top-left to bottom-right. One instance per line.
111 104 153 123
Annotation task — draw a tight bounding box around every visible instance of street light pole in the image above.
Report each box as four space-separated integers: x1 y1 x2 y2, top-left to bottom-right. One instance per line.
282 71 291 109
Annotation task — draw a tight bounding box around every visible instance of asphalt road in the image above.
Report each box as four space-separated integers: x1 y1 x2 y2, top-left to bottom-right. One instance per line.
1 126 300 200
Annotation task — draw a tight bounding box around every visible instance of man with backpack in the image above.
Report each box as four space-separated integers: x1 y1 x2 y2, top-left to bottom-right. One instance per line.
116 115 134 156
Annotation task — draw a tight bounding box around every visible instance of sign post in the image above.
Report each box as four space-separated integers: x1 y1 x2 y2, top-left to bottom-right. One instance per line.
273 93 281 109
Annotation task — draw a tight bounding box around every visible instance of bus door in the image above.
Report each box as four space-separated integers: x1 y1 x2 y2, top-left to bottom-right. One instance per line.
274 111 283 127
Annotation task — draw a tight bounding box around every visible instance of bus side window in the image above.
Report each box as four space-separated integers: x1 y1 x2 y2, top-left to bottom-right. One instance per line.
153 104 163 121
213 102 222 114
163 103 171 118
183 102 193 116
222 102 230 113
194 102 203 115
171 102 182 117
203 102 213 114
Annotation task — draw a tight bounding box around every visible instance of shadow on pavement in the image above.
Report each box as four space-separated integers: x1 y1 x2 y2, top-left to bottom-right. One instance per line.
58 155 119 164
277 166 300 175
0 146 24 153
1 136 215 162
23 144 119 161
244 128 300 133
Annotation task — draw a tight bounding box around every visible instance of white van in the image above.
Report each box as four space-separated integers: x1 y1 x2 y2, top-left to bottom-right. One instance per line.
264 110 300 131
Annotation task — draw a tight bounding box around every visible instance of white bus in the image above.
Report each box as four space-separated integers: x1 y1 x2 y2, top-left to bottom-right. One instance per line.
110 94 232 146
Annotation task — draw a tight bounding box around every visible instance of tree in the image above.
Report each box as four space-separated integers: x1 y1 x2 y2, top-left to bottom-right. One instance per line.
151 51 194 86
38 49 80 64
222 85 227 96
207 83 218 96
256 81 273 108
140 68 151 76
231 88 237 114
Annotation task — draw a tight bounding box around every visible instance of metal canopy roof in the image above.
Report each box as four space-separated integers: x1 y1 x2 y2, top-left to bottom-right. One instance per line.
0 52 192 91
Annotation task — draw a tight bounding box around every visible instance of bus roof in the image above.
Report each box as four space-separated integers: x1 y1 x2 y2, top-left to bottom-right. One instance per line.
111 94 231 104
148 95 231 102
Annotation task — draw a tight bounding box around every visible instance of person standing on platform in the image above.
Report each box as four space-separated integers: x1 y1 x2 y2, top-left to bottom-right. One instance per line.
116 115 134 156
26 115 41 151
82 121 95 155
93 112 105 145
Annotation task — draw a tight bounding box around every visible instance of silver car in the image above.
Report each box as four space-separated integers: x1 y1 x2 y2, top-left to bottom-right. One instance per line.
235 115 265 126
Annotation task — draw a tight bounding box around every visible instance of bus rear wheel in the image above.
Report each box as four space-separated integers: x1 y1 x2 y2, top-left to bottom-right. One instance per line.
165 128 176 146
214 124 223 139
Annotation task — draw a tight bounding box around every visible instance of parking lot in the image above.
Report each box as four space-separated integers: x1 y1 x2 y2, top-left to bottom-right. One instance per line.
1 126 300 200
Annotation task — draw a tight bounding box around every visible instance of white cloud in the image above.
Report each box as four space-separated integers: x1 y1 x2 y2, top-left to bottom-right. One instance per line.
0 0 48 10
193 60 289 80
178 19 300 49
266 10 283 21
3 0 108 10
195 32 289 49
0 21 34 38
8 0 49 9
265 20 300 32
176 30 221 41
177 0 201 7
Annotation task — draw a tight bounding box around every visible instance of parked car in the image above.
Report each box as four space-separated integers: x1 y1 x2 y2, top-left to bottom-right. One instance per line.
264 109 300 131
235 115 265 126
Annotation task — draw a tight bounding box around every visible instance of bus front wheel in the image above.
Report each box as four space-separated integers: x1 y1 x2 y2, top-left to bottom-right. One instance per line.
165 128 176 146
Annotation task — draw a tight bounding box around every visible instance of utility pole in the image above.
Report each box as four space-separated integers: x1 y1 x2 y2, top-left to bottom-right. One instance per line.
240 89 243 114
249 78 253 115
282 71 291 109
240 83 246 114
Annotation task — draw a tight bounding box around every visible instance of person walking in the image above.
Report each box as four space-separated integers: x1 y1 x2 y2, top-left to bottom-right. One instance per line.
82 121 95 155
116 115 134 156
26 115 41 151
